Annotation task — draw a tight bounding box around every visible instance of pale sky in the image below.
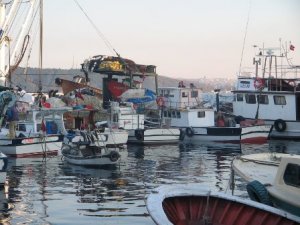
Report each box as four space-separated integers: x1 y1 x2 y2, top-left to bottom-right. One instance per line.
27 0 300 79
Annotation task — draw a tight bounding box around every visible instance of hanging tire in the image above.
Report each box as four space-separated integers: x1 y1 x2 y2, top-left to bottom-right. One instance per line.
274 119 286 132
135 129 144 140
109 151 120 162
179 129 185 141
186 127 194 137
246 180 272 206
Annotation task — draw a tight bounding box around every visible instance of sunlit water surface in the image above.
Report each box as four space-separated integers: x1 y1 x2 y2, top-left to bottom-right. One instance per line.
0 140 299 225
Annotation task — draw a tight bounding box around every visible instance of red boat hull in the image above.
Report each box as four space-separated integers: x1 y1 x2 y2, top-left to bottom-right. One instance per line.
163 196 298 225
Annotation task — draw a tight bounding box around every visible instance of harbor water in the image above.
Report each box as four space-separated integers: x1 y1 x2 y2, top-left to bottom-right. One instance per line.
0 140 299 225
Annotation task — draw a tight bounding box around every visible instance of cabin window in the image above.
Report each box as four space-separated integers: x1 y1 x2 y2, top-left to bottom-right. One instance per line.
176 111 181 118
274 96 286 105
171 111 176 118
191 91 198 98
197 111 205 118
159 90 163 97
113 113 118 122
245 94 256 104
283 163 300 188
17 124 26 132
257 95 269 104
236 94 243 101
164 90 170 97
182 92 188 98
163 111 168 117
168 111 171 117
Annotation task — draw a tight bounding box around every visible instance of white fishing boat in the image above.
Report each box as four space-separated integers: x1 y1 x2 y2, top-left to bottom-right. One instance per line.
232 152 300 216
146 184 300 225
0 100 72 157
159 86 272 143
232 45 300 140
109 101 182 145
64 127 128 149
0 152 8 186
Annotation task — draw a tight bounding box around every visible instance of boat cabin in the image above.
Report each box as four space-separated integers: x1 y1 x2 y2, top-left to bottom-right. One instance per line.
158 85 203 109
162 108 216 128
109 102 144 130
5 107 71 136
233 77 300 121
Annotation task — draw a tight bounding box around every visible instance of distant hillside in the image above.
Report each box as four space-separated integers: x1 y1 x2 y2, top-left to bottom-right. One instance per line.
12 67 235 93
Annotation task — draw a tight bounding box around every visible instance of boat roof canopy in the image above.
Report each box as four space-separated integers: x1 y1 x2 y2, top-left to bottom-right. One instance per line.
83 55 157 77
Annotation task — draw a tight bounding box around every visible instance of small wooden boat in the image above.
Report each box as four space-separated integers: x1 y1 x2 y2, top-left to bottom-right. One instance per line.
0 152 8 186
232 153 300 216
146 184 300 225
61 145 121 166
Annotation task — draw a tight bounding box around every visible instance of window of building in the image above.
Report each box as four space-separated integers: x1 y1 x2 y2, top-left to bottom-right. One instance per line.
283 163 300 188
236 93 243 102
257 95 269 104
176 111 181 118
197 111 205 118
191 91 198 98
245 94 256 104
168 111 171 117
274 96 286 105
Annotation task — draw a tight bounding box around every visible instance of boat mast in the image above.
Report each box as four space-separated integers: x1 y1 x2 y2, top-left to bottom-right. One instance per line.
38 0 43 92
0 0 38 87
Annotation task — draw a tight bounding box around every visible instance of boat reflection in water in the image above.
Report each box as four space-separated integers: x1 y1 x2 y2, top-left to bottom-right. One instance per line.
1 141 298 224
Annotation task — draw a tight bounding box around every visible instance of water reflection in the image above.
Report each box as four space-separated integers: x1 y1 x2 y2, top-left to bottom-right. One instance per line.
0 140 299 225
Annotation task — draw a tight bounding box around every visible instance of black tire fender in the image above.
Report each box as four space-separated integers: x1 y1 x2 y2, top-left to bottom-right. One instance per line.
179 129 185 141
135 129 144 140
246 180 272 206
274 119 286 132
185 127 194 137
109 151 120 162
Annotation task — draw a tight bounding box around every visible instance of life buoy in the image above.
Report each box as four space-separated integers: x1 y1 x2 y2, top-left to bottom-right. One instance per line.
246 180 272 206
185 127 194 137
109 151 120 162
179 129 185 141
156 97 165 107
254 77 265 89
274 119 286 132
288 80 296 87
135 129 144 140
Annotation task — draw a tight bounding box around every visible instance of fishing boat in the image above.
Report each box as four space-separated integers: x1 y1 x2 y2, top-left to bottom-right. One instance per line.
81 55 182 145
0 98 72 157
109 101 182 144
0 152 8 186
232 45 300 140
159 85 272 143
146 184 300 225
64 127 128 149
61 142 123 166
232 153 300 216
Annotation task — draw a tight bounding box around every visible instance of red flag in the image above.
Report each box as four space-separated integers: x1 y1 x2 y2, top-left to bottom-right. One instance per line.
75 91 84 100
41 119 46 133
290 44 295 51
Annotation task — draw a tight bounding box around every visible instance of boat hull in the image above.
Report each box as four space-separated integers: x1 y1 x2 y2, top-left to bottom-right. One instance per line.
0 135 63 157
62 148 121 166
184 125 271 143
128 128 180 145
147 184 300 225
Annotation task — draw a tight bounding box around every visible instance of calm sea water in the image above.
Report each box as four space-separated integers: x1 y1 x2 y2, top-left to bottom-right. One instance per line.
0 140 299 225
